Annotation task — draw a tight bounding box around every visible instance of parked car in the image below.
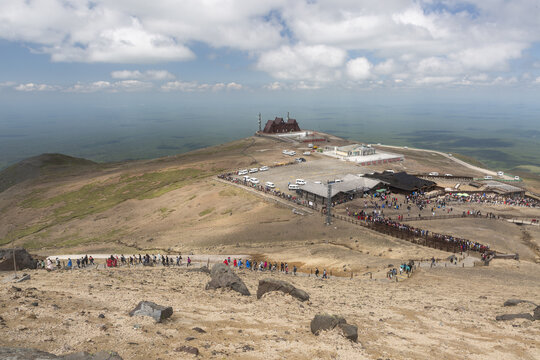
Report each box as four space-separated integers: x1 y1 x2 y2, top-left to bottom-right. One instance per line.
384 169 395 174
303 151 311 156
238 169 248 175
428 172 439 176
444 173 453 177
249 177 259 184
514 176 520 180
242 175 250 182
265 181 275 188
249 168 258 173
259 166 269 171
288 184 300 190
497 171 504 177
334 179 343 183
314 181 322 184
295 179 306 185
484 175 493 180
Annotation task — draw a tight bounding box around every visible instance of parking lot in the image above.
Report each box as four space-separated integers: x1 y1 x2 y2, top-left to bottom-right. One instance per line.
243 156 369 193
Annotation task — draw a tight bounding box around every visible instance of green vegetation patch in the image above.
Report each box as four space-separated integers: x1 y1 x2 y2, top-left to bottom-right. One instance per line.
199 207 215 217
11 168 206 244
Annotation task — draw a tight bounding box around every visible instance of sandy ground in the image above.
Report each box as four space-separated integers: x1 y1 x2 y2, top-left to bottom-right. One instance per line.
1 262 539 360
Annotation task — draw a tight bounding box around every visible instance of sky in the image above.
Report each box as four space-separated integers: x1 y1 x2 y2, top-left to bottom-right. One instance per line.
0 1 540 169
1 0 540 94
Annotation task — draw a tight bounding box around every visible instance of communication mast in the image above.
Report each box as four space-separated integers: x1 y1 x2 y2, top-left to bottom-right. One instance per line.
326 183 332 225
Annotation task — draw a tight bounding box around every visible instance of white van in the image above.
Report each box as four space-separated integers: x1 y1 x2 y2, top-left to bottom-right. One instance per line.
428 172 439 176
238 169 248 175
384 169 395 174
249 177 259 184
295 179 306 185
484 175 493 180
265 181 275 188
497 171 504 177
288 184 300 190
514 176 520 181
249 168 258 173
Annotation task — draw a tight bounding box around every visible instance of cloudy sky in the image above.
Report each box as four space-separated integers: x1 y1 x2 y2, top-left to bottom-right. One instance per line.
1 0 540 95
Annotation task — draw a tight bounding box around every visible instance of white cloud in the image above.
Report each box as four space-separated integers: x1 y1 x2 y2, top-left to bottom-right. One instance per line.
264 81 287 90
65 80 153 92
161 81 244 92
111 70 142 79
111 69 175 80
535 77 540 84
14 83 59 92
256 44 346 82
1 0 539 88
346 57 372 80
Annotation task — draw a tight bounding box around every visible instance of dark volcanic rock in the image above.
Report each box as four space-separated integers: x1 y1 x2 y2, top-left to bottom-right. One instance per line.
310 314 347 335
534 306 540 321
187 266 210 274
0 249 36 271
310 314 358 342
337 323 358 342
205 263 250 296
495 313 535 321
257 278 309 302
192 327 206 333
503 299 537 307
14 274 31 283
175 346 199 355
129 301 173 322
0 348 123 359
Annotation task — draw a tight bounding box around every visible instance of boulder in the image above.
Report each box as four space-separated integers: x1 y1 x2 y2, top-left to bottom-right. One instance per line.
534 306 540 321
495 313 534 321
310 314 347 335
175 346 199 356
503 299 537 307
0 248 37 271
187 266 210 274
14 274 31 283
310 314 358 342
256 278 309 302
129 301 173 322
205 264 250 296
0 348 123 359
338 323 358 342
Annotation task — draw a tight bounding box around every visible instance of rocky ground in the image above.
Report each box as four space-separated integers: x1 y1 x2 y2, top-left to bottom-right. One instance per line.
1 260 539 360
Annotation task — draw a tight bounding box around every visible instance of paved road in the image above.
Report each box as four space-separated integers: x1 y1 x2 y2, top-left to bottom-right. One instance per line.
377 144 509 178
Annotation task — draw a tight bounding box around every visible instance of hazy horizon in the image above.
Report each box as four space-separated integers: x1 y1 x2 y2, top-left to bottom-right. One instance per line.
1 1 539 174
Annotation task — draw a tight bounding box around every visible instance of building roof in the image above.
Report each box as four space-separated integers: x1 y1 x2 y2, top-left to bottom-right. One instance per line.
299 175 382 199
366 172 436 192
336 144 371 152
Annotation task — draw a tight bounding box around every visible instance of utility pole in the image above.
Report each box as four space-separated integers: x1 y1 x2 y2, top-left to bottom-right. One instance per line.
9 225 17 278
326 183 332 225
258 113 261 132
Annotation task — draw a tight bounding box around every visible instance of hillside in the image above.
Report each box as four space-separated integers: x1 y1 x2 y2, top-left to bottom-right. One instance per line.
0 153 97 193
0 134 539 274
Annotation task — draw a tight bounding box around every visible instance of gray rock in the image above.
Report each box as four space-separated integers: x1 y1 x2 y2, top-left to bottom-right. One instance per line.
338 323 358 342
495 313 534 321
257 278 309 302
0 248 37 271
192 327 206 333
14 274 31 283
0 348 123 359
129 301 173 322
187 266 210 274
310 314 347 335
205 264 250 296
533 306 540 321
503 299 537 307
175 346 199 356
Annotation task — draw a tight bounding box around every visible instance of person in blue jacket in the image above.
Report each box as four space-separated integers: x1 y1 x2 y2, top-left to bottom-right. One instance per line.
67 258 72 269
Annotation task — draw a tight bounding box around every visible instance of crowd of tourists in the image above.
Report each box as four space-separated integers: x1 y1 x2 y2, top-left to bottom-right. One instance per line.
346 209 490 253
